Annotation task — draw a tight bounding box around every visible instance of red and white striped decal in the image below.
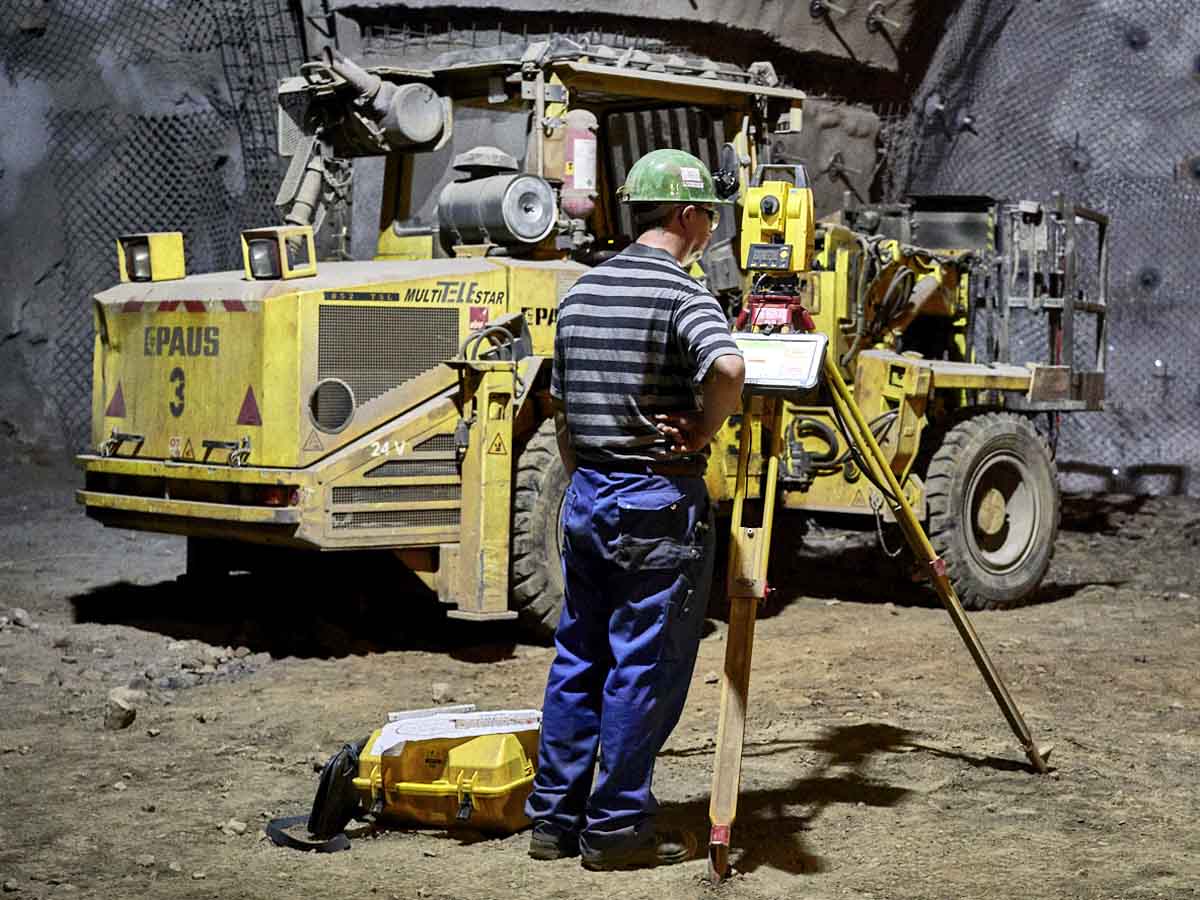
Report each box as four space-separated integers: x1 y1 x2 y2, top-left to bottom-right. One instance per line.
117 299 251 313
156 300 205 312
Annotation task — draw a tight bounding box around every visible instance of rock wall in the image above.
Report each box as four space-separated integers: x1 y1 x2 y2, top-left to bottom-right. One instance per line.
897 0 1200 494
323 0 957 104
332 0 919 73
0 0 304 462
0 67 59 465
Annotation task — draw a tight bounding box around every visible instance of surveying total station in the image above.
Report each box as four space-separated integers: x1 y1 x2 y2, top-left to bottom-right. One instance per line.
706 165 1051 882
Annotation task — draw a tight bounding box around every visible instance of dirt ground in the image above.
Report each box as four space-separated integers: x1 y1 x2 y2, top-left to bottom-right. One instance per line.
1 460 1198 900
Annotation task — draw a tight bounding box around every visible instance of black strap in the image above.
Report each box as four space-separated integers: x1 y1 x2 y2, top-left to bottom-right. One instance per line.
308 739 366 838
266 815 350 853
268 736 368 853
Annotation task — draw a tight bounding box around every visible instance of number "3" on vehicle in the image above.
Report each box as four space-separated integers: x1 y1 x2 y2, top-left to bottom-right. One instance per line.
169 367 185 418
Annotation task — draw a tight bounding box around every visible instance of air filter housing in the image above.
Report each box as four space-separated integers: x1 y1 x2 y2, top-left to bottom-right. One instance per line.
438 173 556 248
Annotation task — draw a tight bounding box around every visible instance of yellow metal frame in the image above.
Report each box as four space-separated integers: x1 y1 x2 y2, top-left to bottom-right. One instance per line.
448 361 519 621
376 229 435 261
116 232 186 282
550 60 806 107
76 487 300 524
240 225 318 280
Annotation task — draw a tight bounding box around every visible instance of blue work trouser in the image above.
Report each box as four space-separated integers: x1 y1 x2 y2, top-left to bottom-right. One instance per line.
525 465 715 853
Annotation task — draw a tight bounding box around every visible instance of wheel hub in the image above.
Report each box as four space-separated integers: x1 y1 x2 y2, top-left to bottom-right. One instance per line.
975 487 1007 536
965 450 1039 574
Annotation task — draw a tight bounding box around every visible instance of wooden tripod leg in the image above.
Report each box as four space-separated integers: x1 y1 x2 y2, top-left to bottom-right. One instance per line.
823 355 1049 773
707 594 758 882
707 400 783 881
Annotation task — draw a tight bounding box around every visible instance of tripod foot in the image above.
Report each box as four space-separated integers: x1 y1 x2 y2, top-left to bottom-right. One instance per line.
707 840 729 884
1025 742 1054 774
707 824 731 883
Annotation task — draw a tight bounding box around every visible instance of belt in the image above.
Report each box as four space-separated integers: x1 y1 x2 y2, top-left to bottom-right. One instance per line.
580 459 707 478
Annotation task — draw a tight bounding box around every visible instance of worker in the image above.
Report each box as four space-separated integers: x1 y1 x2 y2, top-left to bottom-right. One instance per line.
526 148 746 870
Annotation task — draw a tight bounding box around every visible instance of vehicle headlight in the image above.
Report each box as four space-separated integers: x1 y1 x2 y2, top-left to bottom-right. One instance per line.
240 225 316 281
117 232 185 283
126 241 152 281
247 239 281 279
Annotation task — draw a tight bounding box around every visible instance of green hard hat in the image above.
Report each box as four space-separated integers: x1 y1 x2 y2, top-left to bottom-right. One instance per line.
618 148 725 204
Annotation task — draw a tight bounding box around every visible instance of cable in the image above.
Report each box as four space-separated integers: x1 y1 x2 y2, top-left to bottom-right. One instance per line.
459 325 515 361
827 391 900 506
870 266 917 343
829 409 896 468
789 416 839 464
840 232 885 367
871 493 905 558
457 325 526 398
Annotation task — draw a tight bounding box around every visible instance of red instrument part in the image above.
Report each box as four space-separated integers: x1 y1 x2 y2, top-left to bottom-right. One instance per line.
735 292 815 334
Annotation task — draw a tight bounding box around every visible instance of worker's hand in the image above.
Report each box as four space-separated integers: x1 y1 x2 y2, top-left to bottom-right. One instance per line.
654 411 710 453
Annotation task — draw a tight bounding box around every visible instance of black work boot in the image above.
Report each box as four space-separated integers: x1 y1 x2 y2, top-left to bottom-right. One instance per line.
580 828 698 871
528 821 580 860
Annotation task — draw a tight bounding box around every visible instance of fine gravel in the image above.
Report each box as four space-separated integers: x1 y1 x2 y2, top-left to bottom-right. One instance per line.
1 461 1198 899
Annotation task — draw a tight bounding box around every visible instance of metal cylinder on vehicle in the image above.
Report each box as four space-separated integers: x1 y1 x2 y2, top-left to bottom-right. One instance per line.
378 82 444 146
562 109 599 220
327 49 444 148
438 174 557 246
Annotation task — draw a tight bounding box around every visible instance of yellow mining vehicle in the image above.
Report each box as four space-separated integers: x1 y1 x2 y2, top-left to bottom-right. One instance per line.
77 43 1107 639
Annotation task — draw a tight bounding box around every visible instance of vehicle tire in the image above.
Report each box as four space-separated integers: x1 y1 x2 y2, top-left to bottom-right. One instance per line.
925 412 1059 610
511 418 568 642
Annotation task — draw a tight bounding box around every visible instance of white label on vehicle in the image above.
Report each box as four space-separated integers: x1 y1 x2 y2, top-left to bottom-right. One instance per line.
572 138 597 190
679 166 704 189
168 436 183 460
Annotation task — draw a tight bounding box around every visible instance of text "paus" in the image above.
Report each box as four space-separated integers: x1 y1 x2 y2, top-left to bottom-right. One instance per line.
144 326 220 357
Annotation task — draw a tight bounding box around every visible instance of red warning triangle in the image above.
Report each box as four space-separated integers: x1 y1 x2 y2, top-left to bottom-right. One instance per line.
105 383 126 418
236 385 262 425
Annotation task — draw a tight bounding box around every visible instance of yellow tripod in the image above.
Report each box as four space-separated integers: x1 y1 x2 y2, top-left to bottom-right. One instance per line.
706 350 1050 882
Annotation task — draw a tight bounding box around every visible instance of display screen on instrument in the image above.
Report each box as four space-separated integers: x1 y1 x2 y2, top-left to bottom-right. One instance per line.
734 333 828 392
746 242 792 271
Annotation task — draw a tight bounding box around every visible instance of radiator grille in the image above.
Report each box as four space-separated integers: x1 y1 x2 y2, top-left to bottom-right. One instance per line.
331 509 461 530
318 306 458 406
332 484 461 504
366 459 459 478
606 107 724 238
414 433 455 452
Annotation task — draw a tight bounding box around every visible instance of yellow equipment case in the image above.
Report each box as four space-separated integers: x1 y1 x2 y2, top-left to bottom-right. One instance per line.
353 708 541 833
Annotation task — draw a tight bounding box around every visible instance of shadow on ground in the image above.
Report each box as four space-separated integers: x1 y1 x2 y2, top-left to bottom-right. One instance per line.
70 550 523 661
1059 493 1150 532
71 493 1141 659
704 497 1136 622
657 721 1041 877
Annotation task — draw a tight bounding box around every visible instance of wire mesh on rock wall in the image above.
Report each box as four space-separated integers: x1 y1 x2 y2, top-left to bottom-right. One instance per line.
5 0 306 452
897 0 1200 495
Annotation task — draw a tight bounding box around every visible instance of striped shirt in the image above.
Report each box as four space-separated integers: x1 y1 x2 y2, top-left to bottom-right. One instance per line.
550 242 742 469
